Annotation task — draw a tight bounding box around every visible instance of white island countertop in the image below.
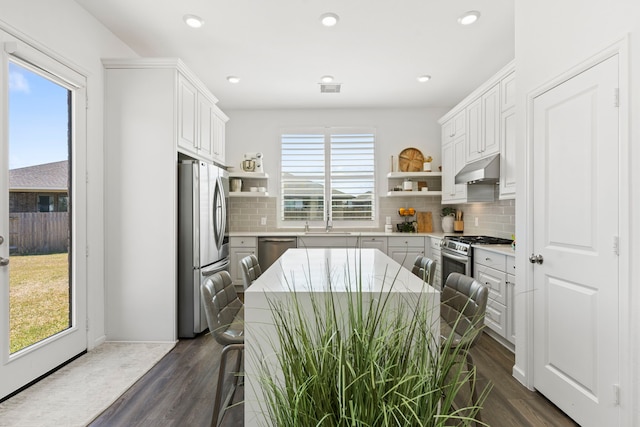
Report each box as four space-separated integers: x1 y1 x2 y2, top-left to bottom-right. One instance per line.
245 247 439 294
243 248 440 426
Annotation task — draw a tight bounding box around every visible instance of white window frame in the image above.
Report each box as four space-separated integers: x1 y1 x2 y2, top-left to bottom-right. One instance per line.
277 127 377 230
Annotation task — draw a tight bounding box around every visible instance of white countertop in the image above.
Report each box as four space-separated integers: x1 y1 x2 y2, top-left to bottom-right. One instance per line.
245 247 440 294
471 244 515 257
230 231 515 256
230 230 449 238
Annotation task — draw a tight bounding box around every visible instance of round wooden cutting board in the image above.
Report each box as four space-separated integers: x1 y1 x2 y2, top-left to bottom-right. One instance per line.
398 147 425 172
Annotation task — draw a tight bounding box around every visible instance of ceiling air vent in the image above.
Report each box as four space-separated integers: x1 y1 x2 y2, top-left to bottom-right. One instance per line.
320 83 341 93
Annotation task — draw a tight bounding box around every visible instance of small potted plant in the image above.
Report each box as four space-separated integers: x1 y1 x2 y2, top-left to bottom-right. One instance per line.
441 207 456 233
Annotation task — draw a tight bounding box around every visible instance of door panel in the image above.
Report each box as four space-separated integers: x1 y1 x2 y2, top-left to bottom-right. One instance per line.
1 36 87 400
546 277 597 393
532 55 619 426
198 162 214 266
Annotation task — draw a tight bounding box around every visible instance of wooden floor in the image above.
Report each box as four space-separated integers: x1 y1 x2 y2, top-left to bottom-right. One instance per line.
91 332 578 427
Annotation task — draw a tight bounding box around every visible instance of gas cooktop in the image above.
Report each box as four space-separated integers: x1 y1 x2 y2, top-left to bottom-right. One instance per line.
444 235 513 245
441 235 513 256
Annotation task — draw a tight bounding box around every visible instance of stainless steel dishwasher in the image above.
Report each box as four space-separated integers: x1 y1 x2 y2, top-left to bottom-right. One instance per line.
258 237 297 270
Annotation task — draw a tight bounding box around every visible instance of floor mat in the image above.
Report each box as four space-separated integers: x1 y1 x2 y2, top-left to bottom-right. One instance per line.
0 341 175 427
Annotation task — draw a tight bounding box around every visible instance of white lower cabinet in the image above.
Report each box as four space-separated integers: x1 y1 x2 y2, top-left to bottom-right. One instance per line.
474 248 515 349
388 236 425 270
428 237 442 290
505 253 516 344
507 273 516 344
359 236 388 253
230 237 257 288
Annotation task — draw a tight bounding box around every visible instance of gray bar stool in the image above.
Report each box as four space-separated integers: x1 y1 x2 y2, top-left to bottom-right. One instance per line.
200 271 244 426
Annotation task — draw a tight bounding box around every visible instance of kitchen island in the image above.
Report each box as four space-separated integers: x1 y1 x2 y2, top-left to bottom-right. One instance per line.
243 247 440 426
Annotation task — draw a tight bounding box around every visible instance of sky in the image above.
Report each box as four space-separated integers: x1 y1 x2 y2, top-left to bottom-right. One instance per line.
8 61 69 170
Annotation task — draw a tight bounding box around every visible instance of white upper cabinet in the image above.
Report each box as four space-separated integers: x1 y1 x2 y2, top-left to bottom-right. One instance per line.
466 83 500 163
466 97 482 162
501 71 516 111
212 106 228 164
178 75 198 154
439 60 515 203
441 134 467 204
197 93 215 161
481 83 501 157
442 110 465 145
177 73 226 164
499 107 516 199
499 71 516 199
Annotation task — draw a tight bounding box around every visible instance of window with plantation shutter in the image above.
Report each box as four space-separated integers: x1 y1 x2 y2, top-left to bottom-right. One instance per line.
280 128 376 227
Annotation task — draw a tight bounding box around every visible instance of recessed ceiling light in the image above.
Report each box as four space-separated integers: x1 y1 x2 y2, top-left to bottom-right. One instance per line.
320 75 334 83
320 13 339 27
457 11 480 26
183 14 204 28
226 76 240 84
417 75 431 83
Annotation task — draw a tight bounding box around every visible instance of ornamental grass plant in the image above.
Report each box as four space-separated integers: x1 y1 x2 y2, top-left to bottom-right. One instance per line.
255 250 491 426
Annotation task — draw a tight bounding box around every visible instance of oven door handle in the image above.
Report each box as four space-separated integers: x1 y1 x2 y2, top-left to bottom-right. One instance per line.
441 251 470 263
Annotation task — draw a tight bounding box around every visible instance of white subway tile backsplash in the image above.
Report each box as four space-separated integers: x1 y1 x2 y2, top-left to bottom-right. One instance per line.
229 195 515 237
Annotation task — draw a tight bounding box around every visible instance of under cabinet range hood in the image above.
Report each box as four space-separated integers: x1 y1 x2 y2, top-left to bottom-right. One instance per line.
455 154 500 184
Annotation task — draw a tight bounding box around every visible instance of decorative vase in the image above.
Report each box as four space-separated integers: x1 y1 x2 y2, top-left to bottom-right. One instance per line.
423 161 432 172
442 216 454 233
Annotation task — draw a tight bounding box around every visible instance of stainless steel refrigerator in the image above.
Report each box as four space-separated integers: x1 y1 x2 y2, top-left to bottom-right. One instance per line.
178 159 230 338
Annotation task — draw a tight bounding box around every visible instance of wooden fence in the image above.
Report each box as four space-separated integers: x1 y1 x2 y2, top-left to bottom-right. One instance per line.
9 212 69 255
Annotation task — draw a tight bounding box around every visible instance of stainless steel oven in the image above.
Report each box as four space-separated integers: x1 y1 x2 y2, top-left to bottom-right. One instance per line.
440 238 472 282
440 235 513 283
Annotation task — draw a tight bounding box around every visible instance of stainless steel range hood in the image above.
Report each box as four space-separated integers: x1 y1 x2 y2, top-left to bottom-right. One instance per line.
455 154 500 184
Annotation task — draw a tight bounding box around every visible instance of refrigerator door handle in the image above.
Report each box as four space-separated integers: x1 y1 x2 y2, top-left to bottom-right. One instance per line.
201 258 230 276
213 176 225 252
219 176 228 246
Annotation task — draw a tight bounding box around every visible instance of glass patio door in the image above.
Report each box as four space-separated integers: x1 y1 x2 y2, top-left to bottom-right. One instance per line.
0 35 87 401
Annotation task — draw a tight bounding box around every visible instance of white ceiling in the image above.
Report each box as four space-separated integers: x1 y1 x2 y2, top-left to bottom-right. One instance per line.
75 0 514 110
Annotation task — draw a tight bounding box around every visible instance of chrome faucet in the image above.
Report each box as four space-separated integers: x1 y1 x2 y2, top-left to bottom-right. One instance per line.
304 221 309 232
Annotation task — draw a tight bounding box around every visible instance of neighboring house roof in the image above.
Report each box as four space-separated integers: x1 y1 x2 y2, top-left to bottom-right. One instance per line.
9 160 68 192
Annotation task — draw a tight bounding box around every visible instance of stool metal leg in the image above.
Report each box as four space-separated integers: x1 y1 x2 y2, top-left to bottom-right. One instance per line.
212 344 244 427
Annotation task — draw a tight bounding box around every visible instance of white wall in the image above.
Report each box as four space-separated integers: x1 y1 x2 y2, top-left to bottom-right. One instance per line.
225 107 449 199
0 0 137 349
514 1 640 423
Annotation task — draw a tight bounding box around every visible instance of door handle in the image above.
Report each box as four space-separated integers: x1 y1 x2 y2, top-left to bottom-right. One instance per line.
529 254 544 264
0 257 9 267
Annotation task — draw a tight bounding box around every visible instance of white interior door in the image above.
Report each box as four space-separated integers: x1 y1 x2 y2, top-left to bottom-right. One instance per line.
0 36 87 400
531 55 619 426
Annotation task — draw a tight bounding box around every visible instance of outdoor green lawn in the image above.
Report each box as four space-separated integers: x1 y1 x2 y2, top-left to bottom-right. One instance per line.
9 253 70 354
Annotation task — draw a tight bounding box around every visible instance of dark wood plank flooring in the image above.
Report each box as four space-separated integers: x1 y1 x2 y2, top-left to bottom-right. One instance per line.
90 332 578 427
